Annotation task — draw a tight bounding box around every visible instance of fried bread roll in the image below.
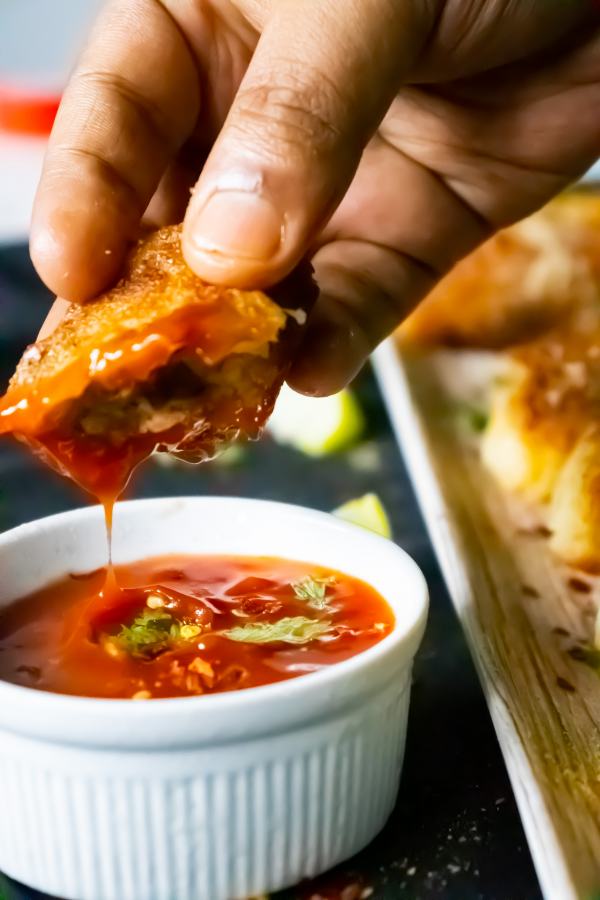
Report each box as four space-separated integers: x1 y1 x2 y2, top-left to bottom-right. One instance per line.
549 425 600 572
482 312 600 570
0 225 314 498
400 193 600 349
481 317 599 503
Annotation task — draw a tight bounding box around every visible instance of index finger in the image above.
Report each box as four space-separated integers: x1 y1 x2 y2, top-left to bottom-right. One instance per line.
30 0 200 303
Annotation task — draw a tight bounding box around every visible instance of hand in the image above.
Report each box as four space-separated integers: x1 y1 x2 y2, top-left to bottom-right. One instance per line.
31 0 600 394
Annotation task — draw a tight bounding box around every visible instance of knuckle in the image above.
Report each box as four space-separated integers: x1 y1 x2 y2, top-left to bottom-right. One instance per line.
75 68 174 148
230 64 344 163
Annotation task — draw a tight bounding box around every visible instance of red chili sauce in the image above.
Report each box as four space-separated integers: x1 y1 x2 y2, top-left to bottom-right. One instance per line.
0 555 394 699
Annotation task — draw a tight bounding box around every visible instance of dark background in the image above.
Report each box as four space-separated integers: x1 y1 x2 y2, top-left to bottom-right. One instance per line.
0 245 541 900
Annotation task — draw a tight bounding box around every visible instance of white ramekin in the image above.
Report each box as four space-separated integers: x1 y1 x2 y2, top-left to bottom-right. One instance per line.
0 497 428 900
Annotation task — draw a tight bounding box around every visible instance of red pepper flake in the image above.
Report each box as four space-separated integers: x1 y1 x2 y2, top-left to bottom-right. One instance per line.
217 665 248 691
238 596 283 617
188 656 215 688
556 676 576 693
567 577 592 594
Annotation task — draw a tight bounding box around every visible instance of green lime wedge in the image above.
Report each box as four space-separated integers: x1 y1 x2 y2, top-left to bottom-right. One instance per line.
333 493 391 539
268 384 365 456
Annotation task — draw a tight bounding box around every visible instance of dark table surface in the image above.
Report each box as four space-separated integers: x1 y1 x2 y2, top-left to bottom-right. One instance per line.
0 245 542 900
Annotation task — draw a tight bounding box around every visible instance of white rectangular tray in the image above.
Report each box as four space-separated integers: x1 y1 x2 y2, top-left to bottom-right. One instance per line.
374 340 600 900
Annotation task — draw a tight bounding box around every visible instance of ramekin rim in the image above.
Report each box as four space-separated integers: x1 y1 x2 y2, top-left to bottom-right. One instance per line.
0 496 428 743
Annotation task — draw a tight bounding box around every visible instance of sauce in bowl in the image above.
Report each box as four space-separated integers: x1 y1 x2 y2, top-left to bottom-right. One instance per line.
0 554 394 699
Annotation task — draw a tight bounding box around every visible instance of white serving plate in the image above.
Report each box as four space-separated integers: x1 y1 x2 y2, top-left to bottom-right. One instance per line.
0 495 428 900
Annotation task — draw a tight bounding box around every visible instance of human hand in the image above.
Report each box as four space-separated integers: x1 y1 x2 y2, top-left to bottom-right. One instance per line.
31 0 600 394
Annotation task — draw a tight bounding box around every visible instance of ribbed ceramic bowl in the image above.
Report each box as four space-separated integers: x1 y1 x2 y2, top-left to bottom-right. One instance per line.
0 497 428 900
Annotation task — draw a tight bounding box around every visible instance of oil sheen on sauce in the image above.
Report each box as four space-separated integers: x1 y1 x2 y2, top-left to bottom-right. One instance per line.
0 555 395 699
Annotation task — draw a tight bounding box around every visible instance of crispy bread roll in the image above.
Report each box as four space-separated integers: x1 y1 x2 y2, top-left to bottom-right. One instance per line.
482 313 600 504
549 425 600 572
400 193 600 349
0 225 314 497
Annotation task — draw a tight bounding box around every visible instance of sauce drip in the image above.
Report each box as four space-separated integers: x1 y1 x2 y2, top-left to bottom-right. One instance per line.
0 555 394 700
31 428 166 605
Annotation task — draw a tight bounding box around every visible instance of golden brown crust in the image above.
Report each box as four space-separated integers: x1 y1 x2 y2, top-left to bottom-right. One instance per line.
481 312 600 503
0 224 316 497
397 189 600 572
7 225 286 396
400 192 600 349
0 225 297 437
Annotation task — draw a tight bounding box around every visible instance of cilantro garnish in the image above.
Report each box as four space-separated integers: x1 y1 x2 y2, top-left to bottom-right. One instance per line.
111 606 206 659
454 402 489 434
116 608 180 658
223 616 333 645
291 575 335 610
468 408 489 433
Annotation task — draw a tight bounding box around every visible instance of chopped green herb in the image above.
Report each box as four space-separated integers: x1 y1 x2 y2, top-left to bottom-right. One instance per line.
454 402 489 434
468 408 489 433
291 575 335 610
116 608 180 658
223 616 334 645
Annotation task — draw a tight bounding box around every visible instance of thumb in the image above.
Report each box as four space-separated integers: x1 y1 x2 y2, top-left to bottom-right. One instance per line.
182 0 432 289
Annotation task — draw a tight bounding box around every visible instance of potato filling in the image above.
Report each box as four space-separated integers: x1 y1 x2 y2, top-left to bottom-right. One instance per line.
77 358 207 442
68 350 279 448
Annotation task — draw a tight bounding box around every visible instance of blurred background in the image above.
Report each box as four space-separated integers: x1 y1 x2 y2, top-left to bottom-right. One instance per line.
0 0 102 242
1 0 599 245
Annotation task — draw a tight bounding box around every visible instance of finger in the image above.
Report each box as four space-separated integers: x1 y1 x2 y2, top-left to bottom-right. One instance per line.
287 241 434 396
413 0 593 81
382 24 600 229
142 152 203 230
318 133 490 277
30 0 200 302
182 0 434 289
288 132 490 395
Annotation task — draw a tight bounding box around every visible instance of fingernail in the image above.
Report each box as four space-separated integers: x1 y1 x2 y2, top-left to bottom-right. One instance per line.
38 298 70 340
189 191 283 261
